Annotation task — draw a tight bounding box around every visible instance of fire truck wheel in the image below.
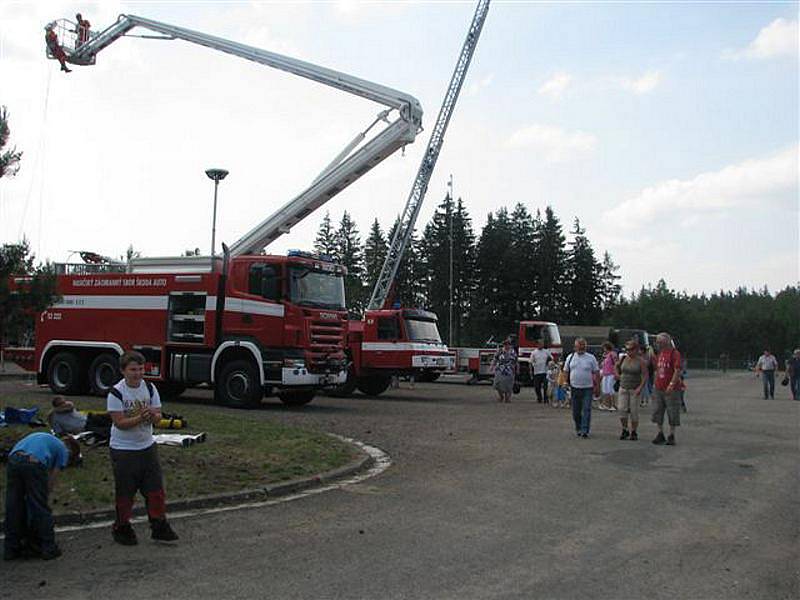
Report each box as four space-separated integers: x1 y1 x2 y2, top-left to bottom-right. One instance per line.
47 351 87 396
356 375 392 397
158 383 187 400
278 390 315 407
326 367 357 397
216 360 262 409
89 353 121 396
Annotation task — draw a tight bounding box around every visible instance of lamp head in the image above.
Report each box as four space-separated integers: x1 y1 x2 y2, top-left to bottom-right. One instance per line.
205 168 229 182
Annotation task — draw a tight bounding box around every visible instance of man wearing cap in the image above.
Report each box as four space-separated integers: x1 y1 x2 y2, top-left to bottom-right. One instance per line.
3 432 81 561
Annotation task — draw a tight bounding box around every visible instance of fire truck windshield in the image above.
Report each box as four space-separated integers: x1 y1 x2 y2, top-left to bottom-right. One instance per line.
405 318 442 343
289 267 345 310
525 324 561 347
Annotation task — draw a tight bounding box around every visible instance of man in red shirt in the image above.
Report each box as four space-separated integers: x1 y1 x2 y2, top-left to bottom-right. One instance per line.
44 24 71 73
652 332 683 445
75 14 91 47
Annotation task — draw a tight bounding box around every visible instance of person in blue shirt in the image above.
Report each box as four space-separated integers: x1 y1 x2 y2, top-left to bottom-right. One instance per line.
3 432 81 561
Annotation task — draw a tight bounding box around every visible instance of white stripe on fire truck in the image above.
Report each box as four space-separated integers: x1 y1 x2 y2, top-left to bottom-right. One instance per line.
224 297 285 317
53 295 170 310
362 342 449 352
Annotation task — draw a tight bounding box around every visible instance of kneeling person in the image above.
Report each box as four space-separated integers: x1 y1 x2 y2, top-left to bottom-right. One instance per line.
108 351 178 545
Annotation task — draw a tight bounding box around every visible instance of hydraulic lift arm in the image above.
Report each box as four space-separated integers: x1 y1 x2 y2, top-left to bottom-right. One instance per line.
367 0 490 310
56 14 423 256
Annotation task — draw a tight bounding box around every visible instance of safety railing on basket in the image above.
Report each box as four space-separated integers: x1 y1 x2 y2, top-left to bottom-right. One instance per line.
45 18 95 60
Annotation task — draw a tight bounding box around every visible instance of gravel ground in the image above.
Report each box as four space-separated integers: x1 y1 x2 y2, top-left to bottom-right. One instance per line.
1 372 797 600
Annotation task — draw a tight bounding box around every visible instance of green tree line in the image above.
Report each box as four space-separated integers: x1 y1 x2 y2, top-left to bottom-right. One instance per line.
314 195 621 344
606 281 799 364
314 195 798 360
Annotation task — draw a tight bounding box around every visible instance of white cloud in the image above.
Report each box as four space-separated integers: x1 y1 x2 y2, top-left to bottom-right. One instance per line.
727 18 799 60
602 145 799 230
466 73 494 97
507 123 597 163
538 72 572 99
620 70 661 94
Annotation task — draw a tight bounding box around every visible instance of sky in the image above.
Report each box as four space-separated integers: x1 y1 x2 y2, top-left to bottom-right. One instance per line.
0 0 798 296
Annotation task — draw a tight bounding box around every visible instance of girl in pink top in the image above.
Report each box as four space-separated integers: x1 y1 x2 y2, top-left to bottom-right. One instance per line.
599 342 618 410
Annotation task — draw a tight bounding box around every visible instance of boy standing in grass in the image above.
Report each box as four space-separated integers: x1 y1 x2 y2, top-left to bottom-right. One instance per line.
108 351 178 545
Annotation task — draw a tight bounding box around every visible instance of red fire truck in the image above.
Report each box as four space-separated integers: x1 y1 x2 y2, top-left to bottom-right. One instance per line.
331 1 490 397
10 13 425 407
449 320 561 383
334 309 453 396
31 253 347 408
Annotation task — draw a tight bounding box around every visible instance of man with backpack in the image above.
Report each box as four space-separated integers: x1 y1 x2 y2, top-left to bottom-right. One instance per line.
651 333 683 446
107 351 178 545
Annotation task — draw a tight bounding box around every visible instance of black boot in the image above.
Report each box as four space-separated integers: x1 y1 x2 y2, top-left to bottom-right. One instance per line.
151 519 178 542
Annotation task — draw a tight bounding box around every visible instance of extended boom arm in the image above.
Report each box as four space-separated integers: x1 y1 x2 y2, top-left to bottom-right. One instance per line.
62 14 423 256
367 0 489 310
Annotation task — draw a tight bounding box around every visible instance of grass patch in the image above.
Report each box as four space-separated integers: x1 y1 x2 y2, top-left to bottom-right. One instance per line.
1 395 359 516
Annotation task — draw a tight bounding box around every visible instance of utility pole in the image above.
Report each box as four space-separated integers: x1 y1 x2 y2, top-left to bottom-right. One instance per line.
448 174 454 347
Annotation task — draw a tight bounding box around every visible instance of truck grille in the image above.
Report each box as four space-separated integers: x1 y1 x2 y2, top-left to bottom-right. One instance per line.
307 319 345 371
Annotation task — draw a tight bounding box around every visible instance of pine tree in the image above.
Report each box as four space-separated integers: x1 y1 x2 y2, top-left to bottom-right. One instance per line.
418 194 476 345
363 219 388 302
334 211 366 316
535 206 568 322
470 208 515 343
564 218 601 324
451 197 477 345
508 203 538 320
313 212 338 258
0 106 23 179
597 251 621 312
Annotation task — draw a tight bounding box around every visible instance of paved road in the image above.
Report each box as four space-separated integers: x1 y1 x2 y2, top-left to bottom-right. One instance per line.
2 373 798 599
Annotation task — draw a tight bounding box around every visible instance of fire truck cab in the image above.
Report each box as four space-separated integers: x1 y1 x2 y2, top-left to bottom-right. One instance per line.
35 252 347 408
516 320 562 383
336 308 453 397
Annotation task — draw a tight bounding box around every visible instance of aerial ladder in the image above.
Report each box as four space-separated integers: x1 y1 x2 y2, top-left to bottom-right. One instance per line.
336 0 490 397
45 14 423 257
367 0 490 310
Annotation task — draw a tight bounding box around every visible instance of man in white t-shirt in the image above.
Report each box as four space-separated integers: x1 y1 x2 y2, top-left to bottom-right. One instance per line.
755 349 778 400
530 346 552 404
107 351 178 546
563 338 600 438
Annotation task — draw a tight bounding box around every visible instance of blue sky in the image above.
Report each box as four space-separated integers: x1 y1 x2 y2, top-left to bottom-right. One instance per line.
1 1 797 296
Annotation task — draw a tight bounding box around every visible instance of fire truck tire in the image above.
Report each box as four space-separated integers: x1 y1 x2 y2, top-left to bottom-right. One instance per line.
216 360 262 409
326 366 357 397
158 383 187 400
47 352 87 396
88 353 121 396
278 390 315 407
356 375 392 397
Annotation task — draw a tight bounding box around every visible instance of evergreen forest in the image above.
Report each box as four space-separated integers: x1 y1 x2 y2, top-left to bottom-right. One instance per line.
314 195 799 364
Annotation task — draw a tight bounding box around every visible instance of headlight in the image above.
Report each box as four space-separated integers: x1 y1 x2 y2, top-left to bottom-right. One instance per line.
283 358 306 368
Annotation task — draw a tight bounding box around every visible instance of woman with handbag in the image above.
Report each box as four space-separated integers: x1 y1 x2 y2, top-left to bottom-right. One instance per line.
491 339 518 404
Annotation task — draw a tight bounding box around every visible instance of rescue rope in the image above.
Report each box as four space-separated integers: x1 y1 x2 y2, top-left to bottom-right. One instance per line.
17 66 52 242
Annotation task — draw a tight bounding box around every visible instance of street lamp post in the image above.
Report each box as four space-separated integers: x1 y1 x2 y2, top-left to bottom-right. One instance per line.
447 174 454 347
205 168 229 256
